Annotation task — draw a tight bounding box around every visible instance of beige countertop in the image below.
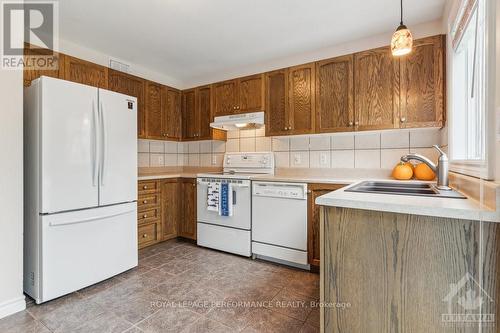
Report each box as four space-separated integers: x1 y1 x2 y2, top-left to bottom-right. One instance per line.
316 181 500 222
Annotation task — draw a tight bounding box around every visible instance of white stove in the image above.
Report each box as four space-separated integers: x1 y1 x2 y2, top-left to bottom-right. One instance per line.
196 152 274 256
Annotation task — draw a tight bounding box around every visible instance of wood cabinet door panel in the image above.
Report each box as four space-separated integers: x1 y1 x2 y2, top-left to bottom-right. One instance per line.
164 87 182 139
354 47 400 131
198 85 212 140
400 35 444 128
238 74 264 113
316 55 354 133
161 179 179 240
179 179 197 240
63 55 108 89
23 44 64 87
265 70 289 136
307 184 344 268
182 89 197 140
108 69 146 138
145 81 164 139
214 80 238 116
288 64 315 134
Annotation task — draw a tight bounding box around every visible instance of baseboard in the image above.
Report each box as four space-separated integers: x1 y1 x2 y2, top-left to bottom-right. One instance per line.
0 296 26 319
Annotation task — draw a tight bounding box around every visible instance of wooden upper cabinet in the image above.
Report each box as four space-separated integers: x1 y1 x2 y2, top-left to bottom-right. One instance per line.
265 69 289 136
354 47 400 131
238 74 264 113
316 55 354 133
63 55 108 89
400 35 445 128
198 85 213 140
164 87 182 140
214 80 238 116
23 44 64 87
288 63 315 134
108 69 146 138
145 81 164 139
161 179 179 240
182 89 198 140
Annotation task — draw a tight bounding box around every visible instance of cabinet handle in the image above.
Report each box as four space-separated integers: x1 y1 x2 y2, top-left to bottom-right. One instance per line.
400 117 406 123
142 234 148 238
307 190 311 194
162 133 166 137
192 183 196 187
143 200 148 204
143 214 147 218
143 185 148 190
354 121 359 126
349 121 353 126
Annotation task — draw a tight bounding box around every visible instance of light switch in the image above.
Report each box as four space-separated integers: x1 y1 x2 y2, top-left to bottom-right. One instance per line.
320 153 328 165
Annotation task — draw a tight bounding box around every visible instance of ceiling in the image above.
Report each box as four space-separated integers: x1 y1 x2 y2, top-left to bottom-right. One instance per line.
59 0 446 88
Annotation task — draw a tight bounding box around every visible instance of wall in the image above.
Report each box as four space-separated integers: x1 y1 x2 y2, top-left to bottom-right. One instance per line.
138 127 442 170
0 68 25 317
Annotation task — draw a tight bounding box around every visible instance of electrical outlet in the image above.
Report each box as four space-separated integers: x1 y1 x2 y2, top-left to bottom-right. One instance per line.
212 155 217 165
293 154 301 165
320 152 328 165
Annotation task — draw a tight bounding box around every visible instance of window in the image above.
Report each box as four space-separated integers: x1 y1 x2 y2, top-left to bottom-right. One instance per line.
449 0 495 179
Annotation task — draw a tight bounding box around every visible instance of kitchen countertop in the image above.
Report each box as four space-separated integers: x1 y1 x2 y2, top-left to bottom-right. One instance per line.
316 181 500 222
138 172 198 180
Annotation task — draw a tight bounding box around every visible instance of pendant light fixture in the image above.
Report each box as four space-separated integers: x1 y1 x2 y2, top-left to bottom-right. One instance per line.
391 0 413 56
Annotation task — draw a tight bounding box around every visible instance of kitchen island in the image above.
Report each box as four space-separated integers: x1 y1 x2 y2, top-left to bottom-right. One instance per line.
316 182 500 332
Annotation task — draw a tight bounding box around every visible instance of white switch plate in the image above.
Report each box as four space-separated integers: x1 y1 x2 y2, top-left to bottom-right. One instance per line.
212 155 217 165
320 152 328 165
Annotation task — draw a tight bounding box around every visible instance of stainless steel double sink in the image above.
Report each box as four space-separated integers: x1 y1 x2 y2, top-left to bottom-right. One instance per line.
346 181 466 199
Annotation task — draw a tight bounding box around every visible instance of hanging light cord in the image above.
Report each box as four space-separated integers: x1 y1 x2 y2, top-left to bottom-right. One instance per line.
400 0 404 25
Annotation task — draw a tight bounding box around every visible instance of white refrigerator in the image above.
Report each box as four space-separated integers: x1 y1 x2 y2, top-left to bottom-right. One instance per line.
24 76 138 304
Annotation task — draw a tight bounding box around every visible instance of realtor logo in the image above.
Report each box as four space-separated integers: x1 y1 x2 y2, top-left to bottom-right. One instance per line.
442 272 495 325
1 1 58 70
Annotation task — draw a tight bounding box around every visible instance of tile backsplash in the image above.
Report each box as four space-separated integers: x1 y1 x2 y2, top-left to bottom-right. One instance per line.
138 126 443 170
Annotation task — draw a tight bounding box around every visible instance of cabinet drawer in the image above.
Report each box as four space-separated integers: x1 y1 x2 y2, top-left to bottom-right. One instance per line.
138 180 159 194
138 222 160 248
137 207 160 225
138 193 160 210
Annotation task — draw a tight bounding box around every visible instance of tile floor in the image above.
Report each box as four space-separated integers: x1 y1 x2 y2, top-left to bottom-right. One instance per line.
0 239 320 333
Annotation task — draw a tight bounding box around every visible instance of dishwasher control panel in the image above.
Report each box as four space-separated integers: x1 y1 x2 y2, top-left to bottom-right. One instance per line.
252 182 307 200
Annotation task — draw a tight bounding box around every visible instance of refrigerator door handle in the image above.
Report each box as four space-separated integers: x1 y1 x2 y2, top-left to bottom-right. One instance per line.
92 100 99 187
99 101 107 186
48 209 136 227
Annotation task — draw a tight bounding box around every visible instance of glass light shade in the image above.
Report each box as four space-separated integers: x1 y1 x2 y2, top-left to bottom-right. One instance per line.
391 25 413 56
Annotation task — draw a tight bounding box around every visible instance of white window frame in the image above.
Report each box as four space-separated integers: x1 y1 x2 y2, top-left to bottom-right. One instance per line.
447 0 496 180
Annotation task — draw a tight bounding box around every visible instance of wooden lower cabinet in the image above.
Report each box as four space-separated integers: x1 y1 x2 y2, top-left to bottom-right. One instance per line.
307 183 344 270
161 178 179 240
138 179 162 249
178 178 197 240
137 178 196 248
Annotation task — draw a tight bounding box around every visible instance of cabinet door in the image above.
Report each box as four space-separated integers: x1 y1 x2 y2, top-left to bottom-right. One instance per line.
63 55 108 89
288 63 315 134
265 69 289 136
179 179 197 240
23 44 64 87
354 47 400 131
238 74 264 113
213 80 238 116
307 184 344 269
182 89 198 140
161 179 179 240
316 55 354 133
400 35 445 128
198 85 213 140
108 69 146 138
164 87 182 140
145 81 164 139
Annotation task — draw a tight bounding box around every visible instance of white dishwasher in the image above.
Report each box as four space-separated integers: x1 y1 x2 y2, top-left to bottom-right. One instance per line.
251 181 308 268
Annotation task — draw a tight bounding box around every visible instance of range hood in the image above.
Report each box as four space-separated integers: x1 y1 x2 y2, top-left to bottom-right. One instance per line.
210 111 264 131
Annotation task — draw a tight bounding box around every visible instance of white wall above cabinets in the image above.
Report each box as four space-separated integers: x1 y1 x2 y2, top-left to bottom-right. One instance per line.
138 127 442 170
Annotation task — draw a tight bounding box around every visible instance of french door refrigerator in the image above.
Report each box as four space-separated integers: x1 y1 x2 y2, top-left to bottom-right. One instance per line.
24 76 138 304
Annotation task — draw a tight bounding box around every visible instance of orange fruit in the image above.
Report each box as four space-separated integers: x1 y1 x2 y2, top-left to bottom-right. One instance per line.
414 163 436 181
392 162 414 180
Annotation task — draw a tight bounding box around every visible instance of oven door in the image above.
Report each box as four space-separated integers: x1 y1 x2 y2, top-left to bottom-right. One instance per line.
196 178 251 230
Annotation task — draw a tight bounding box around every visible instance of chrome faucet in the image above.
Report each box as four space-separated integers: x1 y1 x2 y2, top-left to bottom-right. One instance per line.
401 145 451 190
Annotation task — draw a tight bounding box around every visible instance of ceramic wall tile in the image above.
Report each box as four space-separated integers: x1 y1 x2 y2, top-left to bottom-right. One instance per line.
255 137 272 152
310 150 331 168
272 137 290 152
354 150 381 169
331 150 355 168
380 148 410 169
138 140 150 153
355 133 381 149
381 130 409 149
225 139 240 152
290 136 309 151
290 151 310 168
240 138 256 152
309 135 331 151
150 141 164 153
331 134 354 150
